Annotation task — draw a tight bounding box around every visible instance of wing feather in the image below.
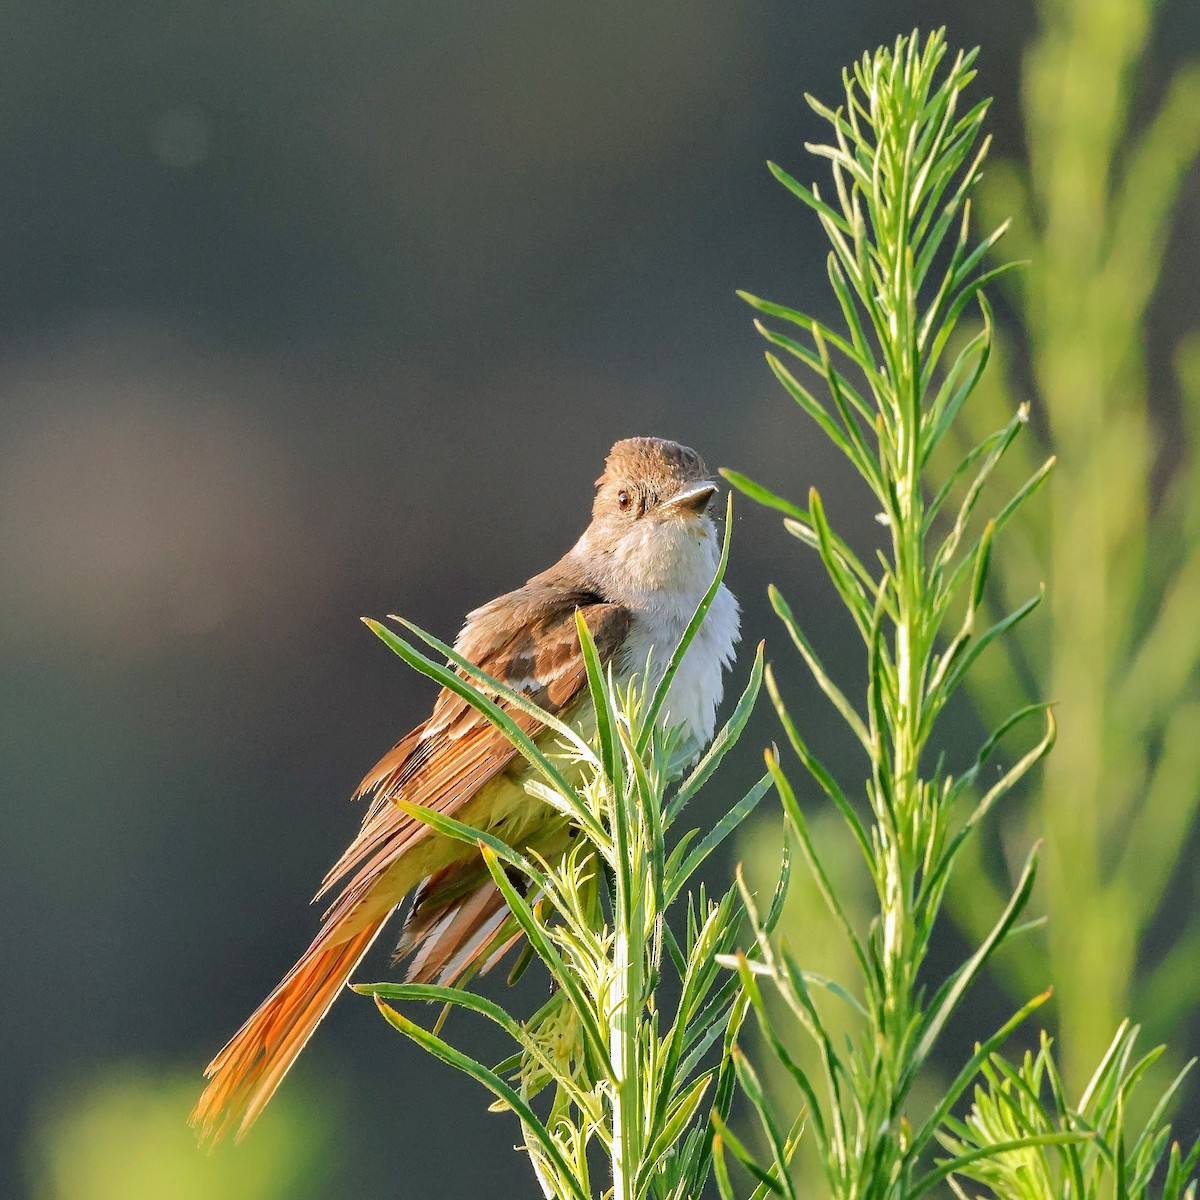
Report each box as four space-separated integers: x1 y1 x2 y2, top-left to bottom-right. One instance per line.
314 590 630 929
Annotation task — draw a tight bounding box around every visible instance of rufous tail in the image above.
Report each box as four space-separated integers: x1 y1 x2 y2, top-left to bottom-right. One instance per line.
190 916 389 1145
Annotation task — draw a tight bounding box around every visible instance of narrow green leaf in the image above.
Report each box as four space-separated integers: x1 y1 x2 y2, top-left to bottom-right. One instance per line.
762 832 793 938
573 608 622 792
668 773 773 903
767 159 853 234
807 488 872 638
814 322 880 484
683 994 751 1198
386 614 597 763
1130 1056 1197 1161
621 717 666 903
940 590 1043 700
356 980 521 1031
945 705 1056 857
930 400 1027 578
732 1047 801 1200
909 1133 1089 1199
826 252 879 378
667 641 764 825
711 1111 790 1196
923 520 995 714
765 349 856 454
719 468 806 520
638 1074 713 1190
925 260 1024 380
755 320 875 422
392 800 551 890
767 750 874 989
372 997 590 1200
777 944 849 1169
912 845 1040 1072
723 956 866 1017
924 418 1013 534
909 989 1052 1157
663 829 701 900
359 980 602 1116
921 298 993 466
476 843 614 1078
764 661 875 870
770 584 871 750
712 1135 738 1200
739 290 878 385
729 947 830 1164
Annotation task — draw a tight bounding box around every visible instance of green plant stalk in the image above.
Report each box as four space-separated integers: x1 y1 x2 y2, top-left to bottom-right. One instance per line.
1037 0 1156 1083
721 31 1068 1199
727 14 1200 1164
935 0 1200 1092
877 209 921 1132
356 506 786 1200
609 766 646 1200
939 1022 1200 1200
610 920 636 1199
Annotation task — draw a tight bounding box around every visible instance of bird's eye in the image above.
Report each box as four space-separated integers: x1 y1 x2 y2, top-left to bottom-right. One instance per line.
617 489 632 511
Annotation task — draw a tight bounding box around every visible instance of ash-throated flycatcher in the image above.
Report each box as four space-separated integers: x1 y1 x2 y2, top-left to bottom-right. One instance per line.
192 436 741 1144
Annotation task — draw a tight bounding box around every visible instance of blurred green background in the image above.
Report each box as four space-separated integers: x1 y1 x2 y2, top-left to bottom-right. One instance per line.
1 3 1196 1197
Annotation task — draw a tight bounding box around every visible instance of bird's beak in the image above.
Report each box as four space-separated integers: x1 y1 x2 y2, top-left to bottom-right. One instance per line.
660 480 718 518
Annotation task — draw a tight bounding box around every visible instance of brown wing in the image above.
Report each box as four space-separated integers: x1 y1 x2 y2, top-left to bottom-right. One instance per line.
314 587 630 933
192 582 630 1146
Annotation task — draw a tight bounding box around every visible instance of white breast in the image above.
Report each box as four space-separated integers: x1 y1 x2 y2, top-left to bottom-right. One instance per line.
618 582 741 756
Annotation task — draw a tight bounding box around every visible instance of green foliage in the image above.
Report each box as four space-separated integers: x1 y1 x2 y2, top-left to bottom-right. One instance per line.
720 30 1063 1199
940 1024 1199 1200
927 0 1200 1091
718 25 1200 1200
346 23 1200 1200
358 500 778 1200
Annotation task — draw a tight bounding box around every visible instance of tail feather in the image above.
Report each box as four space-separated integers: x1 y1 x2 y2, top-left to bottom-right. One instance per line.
397 861 531 986
404 879 510 984
191 916 390 1144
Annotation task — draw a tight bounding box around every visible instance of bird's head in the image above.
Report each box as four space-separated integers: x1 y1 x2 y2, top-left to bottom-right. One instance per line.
581 437 721 600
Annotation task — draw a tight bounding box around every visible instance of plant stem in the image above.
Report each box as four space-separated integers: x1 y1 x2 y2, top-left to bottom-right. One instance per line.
940 0 1200 1094
725 32 1061 1199
609 864 643 1200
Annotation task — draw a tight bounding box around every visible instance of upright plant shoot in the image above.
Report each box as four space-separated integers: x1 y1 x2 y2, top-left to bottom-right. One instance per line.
720 31 1064 1198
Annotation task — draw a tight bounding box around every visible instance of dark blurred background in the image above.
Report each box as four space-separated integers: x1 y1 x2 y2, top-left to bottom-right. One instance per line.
2 3 1196 1197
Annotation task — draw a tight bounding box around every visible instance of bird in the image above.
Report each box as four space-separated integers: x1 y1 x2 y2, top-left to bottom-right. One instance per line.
191 435 741 1145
